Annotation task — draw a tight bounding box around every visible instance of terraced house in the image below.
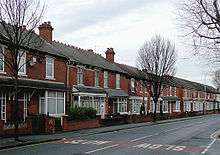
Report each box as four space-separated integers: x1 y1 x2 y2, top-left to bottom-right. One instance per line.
0 21 219 135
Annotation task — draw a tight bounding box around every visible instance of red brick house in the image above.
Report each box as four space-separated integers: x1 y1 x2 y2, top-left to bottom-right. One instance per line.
0 22 68 130
0 21 219 135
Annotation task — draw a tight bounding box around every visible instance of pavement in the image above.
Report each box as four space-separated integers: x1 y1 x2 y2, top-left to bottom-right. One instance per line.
0 114 220 155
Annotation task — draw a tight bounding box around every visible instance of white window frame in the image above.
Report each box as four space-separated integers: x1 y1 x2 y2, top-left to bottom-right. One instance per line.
104 71 108 88
174 87 177 96
131 78 135 92
23 93 30 121
94 70 99 87
77 66 84 85
169 86 172 96
46 57 54 79
0 92 6 122
0 45 5 73
18 51 26 75
116 73 120 89
116 98 127 114
44 91 65 116
163 101 169 113
174 101 180 112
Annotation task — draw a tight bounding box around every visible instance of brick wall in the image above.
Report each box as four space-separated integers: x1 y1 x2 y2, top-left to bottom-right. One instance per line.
83 69 94 87
62 117 100 132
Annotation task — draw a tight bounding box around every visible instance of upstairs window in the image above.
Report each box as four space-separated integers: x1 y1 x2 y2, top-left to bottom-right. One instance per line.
77 66 84 85
94 70 99 87
131 78 135 92
104 71 108 88
0 46 4 72
18 51 26 75
116 73 120 89
140 81 143 93
46 57 54 79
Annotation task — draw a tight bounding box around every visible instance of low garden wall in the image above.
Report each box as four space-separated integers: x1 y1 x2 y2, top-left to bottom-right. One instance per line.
62 116 100 132
126 115 152 124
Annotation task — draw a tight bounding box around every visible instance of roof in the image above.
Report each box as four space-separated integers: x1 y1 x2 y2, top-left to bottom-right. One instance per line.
105 88 129 98
0 23 67 59
116 64 146 80
52 41 126 73
161 96 179 101
73 85 106 94
0 76 69 91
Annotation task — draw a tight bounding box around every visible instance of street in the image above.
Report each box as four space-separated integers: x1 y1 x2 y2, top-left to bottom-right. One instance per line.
1 115 220 155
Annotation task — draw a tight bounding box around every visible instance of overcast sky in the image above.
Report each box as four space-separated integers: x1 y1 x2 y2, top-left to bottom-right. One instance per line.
43 0 214 86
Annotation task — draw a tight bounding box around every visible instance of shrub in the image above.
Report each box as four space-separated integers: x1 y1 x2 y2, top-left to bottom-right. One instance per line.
68 106 97 121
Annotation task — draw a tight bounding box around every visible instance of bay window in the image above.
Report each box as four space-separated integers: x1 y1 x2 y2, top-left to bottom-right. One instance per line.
0 92 6 122
174 101 180 112
46 57 54 79
73 95 106 115
40 91 65 116
115 98 127 113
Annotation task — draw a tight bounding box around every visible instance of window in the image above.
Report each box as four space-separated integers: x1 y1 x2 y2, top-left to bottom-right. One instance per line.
131 99 142 114
18 51 26 75
116 74 120 89
0 45 4 72
184 101 191 112
163 101 168 113
174 101 180 112
74 95 105 115
131 78 135 92
94 70 99 87
104 71 108 88
46 57 54 79
77 66 84 85
23 93 30 121
44 91 65 115
115 98 127 113
0 92 6 122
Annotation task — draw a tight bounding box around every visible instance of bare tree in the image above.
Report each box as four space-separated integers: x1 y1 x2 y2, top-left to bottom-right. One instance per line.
137 35 176 121
178 0 220 64
0 0 45 141
213 69 220 88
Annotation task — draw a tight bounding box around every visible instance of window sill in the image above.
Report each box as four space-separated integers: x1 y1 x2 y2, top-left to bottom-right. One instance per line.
0 71 6 74
18 74 28 77
46 77 55 80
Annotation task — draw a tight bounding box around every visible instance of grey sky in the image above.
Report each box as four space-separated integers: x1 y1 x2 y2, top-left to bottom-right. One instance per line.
43 0 214 86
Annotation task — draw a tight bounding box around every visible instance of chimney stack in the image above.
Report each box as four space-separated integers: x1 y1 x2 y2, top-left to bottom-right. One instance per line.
105 48 115 63
38 21 53 44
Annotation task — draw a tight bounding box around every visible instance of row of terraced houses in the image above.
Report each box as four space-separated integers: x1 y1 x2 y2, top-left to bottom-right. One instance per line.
0 22 219 134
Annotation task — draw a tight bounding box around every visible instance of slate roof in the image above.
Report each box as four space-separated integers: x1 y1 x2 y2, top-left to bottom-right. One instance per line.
116 64 146 80
105 88 129 98
0 76 69 91
52 41 126 74
73 85 106 94
0 23 67 59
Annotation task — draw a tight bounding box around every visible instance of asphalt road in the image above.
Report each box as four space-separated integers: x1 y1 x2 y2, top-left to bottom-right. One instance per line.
1 114 220 155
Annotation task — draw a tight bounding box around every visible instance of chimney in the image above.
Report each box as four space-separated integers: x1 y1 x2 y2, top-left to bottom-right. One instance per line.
105 48 115 63
38 21 53 43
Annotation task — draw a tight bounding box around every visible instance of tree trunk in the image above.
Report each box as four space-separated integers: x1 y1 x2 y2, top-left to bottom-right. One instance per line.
14 75 19 141
160 101 163 115
153 98 158 122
